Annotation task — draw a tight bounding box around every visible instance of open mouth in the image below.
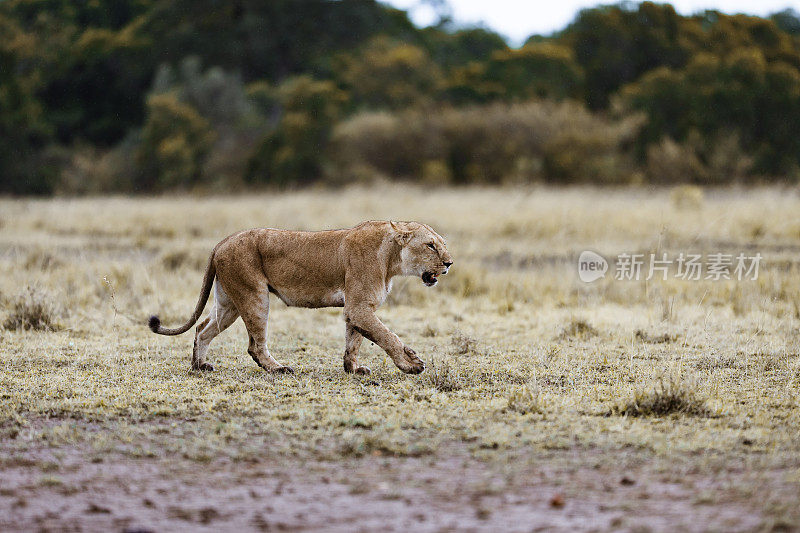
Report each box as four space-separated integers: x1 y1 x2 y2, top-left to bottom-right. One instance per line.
421 271 439 287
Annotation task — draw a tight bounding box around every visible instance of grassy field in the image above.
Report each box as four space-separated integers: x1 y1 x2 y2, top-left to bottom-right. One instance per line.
1 185 800 531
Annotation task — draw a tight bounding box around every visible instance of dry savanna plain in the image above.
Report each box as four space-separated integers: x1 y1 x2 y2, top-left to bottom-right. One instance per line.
1 186 800 532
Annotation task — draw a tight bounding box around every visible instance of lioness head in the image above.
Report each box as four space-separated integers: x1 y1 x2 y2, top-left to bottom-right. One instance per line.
391 221 453 287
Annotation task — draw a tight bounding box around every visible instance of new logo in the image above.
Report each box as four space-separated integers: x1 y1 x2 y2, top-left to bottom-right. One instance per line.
578 251 608 283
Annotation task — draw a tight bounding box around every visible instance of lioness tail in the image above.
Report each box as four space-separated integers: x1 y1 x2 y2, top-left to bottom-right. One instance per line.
148 252 216 336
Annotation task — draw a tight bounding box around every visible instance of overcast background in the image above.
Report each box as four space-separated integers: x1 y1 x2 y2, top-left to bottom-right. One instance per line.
385 0 800 44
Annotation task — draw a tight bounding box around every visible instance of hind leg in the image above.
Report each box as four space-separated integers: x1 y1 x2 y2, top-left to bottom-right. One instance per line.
235 289 292 373
192 283 239 371
213 253 292 374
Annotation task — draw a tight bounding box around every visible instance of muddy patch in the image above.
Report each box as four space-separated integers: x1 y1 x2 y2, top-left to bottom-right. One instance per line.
0 422 788 532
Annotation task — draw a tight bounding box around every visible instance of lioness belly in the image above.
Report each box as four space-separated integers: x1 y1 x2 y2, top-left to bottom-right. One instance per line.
268 285 344 308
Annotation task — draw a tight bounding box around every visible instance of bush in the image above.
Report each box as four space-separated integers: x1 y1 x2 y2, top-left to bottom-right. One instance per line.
330 100 640 184
670 185 704 210
141 58 269 189
159 248 207 271
621 49 800 177
614 374 710 417
645 132 755 185
558 319 598 340
425 358 464 392
507 384 542 414
0 45 54 195
451 330 479 355
646 137 708 184
157 57 256 130
3 286 62 331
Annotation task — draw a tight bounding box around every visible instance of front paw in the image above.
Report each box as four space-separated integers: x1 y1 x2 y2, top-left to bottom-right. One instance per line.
354 366 371 375
401 360 425 374
404 346 424 365
400 348 425 374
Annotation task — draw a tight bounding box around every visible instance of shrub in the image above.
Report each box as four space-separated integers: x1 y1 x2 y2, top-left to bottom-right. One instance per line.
670 185 704 210
558 319 598 340
646 137 708 184
451 330 478 355
543 131 635 184
329 110 442 181
330 100 640 184
24 249 64 271
703 133 754 183
425 357 464 392
3 286 62 332
614 374 710 417
163 57 255 130
645 132 753 186
507 384 542 414
621 48 800 177
159 248 207 271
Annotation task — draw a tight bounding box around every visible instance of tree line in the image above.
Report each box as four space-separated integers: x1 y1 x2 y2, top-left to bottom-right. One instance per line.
2 0 800 194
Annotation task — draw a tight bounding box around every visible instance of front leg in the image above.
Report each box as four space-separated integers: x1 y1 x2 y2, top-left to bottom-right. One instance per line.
344 305 425 374
344 323 371 375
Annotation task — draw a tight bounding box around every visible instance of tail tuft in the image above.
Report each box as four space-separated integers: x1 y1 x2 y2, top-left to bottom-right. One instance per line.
148 315 161 333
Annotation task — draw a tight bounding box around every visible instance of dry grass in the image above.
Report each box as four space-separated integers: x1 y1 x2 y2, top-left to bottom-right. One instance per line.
506 383 542 415
425 357 465 392
614 372 711 417
2 286 62 332
1 185 800 527
558 318 599 340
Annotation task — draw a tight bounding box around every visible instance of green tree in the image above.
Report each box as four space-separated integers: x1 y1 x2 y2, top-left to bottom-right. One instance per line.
699 12 799 66
621 48 800 177
247 77 347 186
338 37 443 110
447 42 583 103
420 26 508 70
135 0 418 82
43 27 151 144
135 93 215 190
0 16 53 194
771 9 800 36
561 2 692 109
3 0 154 145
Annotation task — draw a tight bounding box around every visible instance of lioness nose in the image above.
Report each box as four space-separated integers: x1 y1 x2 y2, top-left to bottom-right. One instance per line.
443 261 453 267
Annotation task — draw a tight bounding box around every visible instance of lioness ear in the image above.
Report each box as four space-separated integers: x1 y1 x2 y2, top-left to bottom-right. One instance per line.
390 221 412 246
394 232 412 246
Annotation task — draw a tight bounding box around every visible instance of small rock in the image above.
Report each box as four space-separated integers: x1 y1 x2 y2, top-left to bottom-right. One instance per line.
550 494 565 508
86 503 111 514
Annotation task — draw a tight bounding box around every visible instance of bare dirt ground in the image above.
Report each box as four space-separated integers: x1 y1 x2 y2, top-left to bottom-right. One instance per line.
1 421 795 532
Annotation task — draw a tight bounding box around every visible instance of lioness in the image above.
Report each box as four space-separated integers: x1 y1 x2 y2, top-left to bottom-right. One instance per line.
148 221 453 375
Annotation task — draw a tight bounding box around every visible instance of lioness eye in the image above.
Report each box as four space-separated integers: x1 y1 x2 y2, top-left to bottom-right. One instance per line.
426 243 436 251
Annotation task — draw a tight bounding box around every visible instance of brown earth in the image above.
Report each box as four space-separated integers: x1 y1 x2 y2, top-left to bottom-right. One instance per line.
0 420 792 532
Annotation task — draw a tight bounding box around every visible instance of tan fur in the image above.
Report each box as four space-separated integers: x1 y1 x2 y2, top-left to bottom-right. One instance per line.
149 221 453 374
